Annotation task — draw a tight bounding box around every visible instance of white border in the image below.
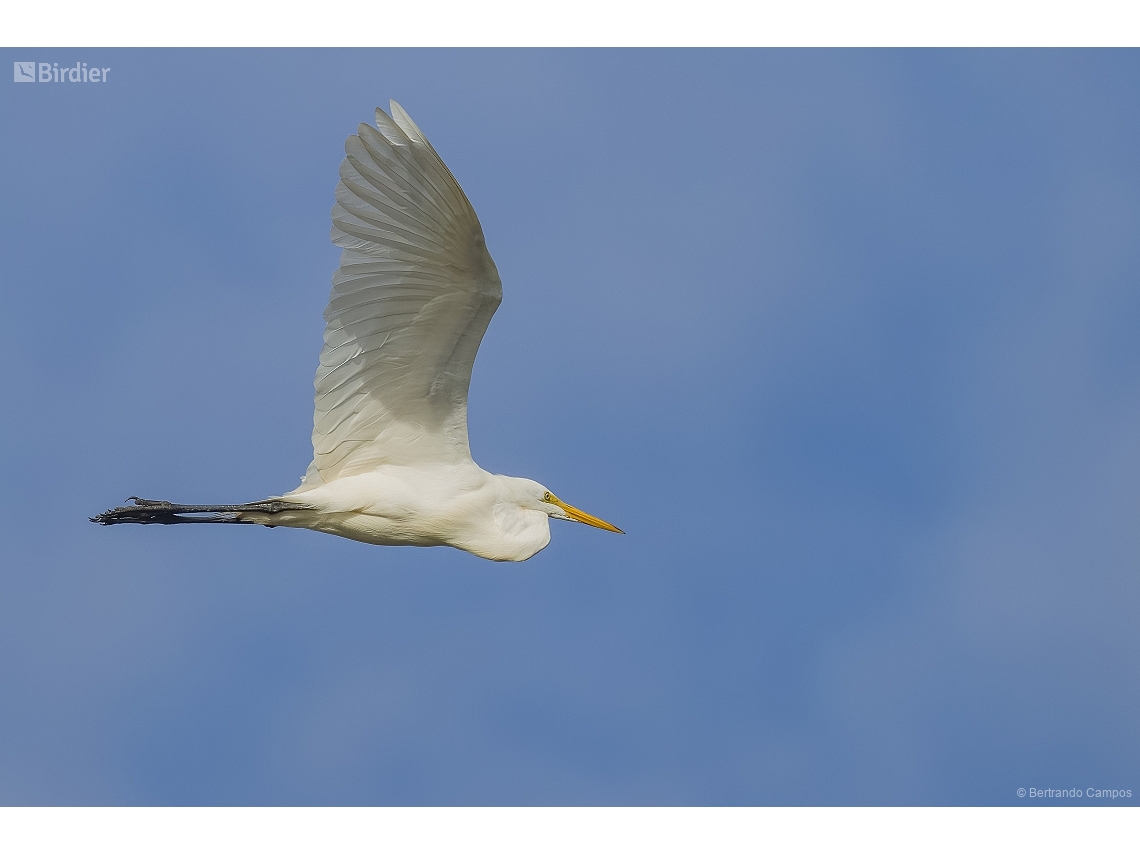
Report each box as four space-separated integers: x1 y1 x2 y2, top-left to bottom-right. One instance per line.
2 0 1140 47
1 807 1137 854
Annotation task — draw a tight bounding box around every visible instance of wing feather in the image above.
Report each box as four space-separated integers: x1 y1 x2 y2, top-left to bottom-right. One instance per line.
297 101 502 489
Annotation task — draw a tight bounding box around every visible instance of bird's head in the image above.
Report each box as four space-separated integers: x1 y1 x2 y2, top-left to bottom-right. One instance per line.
543 489 623 533
514 479 623 534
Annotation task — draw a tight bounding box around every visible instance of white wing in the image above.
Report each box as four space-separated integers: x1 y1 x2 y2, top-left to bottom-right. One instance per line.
297 101 502 489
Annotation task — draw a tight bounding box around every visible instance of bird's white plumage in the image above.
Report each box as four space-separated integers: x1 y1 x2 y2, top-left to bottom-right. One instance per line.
299 101 502 488
96 101 620 561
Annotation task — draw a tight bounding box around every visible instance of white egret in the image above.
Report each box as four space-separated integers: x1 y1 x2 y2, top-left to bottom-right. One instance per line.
93 101 621 561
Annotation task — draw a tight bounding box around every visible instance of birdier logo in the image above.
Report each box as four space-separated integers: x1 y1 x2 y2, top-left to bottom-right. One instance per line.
13 61 110 83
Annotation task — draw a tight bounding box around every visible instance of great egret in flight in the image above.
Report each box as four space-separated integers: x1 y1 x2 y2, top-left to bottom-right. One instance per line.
93 101 621 561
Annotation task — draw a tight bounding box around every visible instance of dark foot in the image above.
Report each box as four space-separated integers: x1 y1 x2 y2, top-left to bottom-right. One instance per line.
91 497 310 525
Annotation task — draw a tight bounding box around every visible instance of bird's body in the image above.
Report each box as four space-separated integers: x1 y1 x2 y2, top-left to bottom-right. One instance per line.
93 101 620 560
253 467 554 562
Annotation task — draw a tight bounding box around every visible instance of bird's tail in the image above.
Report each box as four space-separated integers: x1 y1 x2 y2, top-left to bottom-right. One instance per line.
91 496 310 526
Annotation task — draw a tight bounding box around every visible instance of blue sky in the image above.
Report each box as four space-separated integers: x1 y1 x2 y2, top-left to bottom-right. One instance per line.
0 49 1138 805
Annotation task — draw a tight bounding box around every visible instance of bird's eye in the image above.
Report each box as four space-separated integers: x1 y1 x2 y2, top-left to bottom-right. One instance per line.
543 492 552 502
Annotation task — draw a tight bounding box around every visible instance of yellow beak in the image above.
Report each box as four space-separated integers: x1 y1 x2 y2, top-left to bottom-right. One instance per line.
552 497 624 534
